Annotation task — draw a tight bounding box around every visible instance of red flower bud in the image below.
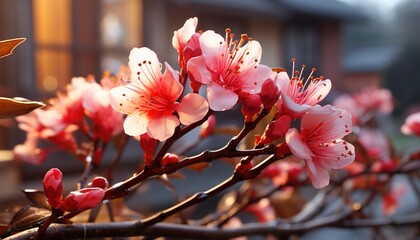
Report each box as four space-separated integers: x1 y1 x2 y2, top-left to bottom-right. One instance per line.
241 94 262 122
140 133 158 167
260 79 280 109
261 115 291 144
89 177 109 189
161 153 180 166
43 168 63 209
60 187 105 213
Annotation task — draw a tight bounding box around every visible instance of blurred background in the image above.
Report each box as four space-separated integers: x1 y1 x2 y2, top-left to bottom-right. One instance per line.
1 0 420 227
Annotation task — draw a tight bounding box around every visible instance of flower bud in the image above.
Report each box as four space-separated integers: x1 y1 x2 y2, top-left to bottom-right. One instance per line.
89 176 109 189
161 153 180 166
60 187 105 213
140 133 158 166
43 168 63 209
241 94 262 122
260 79 280 109
261 115 291 144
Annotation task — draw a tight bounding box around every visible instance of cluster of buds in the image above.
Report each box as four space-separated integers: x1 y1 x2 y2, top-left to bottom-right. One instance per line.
43 168 105 213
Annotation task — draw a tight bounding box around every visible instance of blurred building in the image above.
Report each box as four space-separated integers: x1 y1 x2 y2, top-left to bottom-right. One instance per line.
0 0 362 149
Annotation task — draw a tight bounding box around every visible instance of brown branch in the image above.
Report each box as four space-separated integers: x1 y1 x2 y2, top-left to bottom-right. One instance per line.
6 211 420 240
104 109 271 200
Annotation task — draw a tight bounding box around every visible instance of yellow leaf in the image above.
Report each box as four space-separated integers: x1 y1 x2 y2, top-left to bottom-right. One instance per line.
0 38 26 58
0 97 45 118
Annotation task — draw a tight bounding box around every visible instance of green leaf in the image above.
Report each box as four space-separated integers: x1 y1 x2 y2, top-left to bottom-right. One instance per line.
0 97 45 119
0 38 25 58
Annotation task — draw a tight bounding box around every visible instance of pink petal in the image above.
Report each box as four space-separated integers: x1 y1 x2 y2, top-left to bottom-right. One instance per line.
176 93 209 125
281 94 312 115
305 161 330 189
187 56 212 84
199 30 225 72
172 17 198 51
241 64 273 94
316 140 355 169
305 79 331 105
109 86 139 114
128 47 162 86
303 105 353 142
207 84 238 111
236 40 262 70
147 115 180 141
276 72 291 90
285 128 314 161
123 113 148 136
161 62 183 101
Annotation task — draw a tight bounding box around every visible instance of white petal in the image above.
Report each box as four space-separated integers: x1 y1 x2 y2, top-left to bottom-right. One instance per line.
207 84 238 111
176 93 209 125
199 30 225 72
147 115 180 141
123 113 148 136
109 86 140 114
317 140 355 169
128 47 162 87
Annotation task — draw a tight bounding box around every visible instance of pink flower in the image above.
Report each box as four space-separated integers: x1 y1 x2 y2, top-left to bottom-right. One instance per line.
353 88 393 115
187 29 272 111
333 94 363 125
357 128 392 162
60 187 105 213
285 105 355 188
55 77 96 125
13 133 48 165
82 82 124 142
276 62 331 118
172 17 200 70
110 47 209 141
43 168 63 209
401 112 420 136
15 109 78 153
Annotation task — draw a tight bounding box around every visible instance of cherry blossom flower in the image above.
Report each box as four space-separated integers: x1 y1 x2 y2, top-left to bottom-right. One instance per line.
333 94 363 125
357 128 392 162
110 47 208 141
172 17 200 71
401 112 420 136
285 105 355 188
187 29 272 111
13 132 48 165
353 88 393 115
15 109 78 153
82 81 124 142
276 60 331 118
